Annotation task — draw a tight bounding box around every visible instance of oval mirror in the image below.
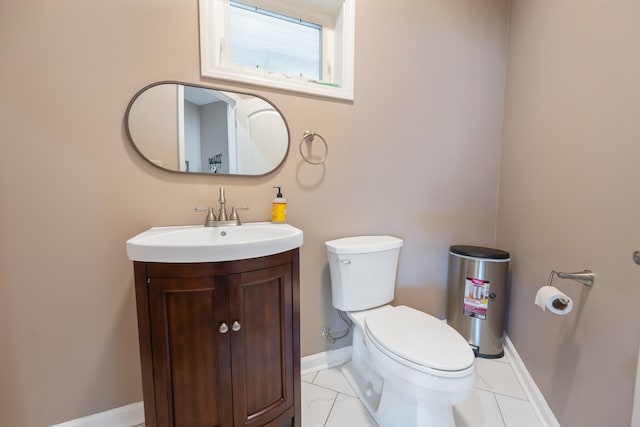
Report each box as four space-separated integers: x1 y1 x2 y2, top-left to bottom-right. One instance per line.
125 82 289 176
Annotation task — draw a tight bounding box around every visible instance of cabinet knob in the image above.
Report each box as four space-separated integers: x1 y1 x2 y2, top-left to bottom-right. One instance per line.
232 321 241 332
219 323 229 334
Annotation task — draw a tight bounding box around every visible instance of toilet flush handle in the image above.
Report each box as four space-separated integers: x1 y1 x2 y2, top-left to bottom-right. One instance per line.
337 259 351 265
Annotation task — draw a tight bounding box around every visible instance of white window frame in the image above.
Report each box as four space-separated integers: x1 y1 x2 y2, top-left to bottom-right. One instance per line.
199 0 355 101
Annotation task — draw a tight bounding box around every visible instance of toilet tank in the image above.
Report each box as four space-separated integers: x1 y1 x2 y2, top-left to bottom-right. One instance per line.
325 236 403 311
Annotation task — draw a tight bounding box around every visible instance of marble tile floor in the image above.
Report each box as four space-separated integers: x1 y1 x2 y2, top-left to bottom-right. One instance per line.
132 355 542 427
302 355 543 427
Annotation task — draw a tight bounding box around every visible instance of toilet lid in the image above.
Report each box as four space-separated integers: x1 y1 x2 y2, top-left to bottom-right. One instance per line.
364 305 474 372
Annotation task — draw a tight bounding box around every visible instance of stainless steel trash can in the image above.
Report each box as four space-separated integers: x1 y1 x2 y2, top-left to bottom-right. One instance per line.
446 245 510 358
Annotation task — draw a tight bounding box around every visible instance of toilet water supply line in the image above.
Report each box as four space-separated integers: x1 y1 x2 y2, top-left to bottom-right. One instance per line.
321 311 353 343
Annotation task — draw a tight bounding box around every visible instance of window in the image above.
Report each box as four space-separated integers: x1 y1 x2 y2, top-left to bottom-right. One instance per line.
199 0 355 100
229 2 322 80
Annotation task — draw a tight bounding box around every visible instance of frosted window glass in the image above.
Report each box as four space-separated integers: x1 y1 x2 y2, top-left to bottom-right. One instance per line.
229 2 322 80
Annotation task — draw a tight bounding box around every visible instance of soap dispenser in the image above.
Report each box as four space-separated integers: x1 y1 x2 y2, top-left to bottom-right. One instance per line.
271 186 287 223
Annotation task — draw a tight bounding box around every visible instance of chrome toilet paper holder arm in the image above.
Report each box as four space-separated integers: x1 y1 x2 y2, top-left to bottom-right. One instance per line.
547 270 595 287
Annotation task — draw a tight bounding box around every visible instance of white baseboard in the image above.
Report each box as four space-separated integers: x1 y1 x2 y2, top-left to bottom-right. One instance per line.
301 345 353 375
52 348 354 427
50 402 144 427
52 339 558 427
504 336 560 427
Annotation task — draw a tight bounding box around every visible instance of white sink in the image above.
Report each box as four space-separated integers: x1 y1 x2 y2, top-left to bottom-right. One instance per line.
126 222 303 263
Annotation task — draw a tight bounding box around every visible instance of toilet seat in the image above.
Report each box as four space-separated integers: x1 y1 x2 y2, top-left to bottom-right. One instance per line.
364 305 475 378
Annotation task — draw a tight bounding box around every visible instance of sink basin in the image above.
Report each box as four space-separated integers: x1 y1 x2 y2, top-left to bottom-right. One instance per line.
127 222 303 263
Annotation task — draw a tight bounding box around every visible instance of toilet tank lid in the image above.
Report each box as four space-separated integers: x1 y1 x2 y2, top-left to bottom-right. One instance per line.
325 235 403 254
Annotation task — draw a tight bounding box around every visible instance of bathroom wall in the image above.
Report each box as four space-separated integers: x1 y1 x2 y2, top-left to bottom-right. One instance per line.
497 0 640 426
0 0 509 425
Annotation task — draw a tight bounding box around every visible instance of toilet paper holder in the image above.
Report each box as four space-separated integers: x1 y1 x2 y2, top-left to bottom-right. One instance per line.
534 270 593 314
547 269 595 288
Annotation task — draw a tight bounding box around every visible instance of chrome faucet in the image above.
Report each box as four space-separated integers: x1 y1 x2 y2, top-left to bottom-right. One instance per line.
194 206 217 226
218 186 228 221
195 186 249 227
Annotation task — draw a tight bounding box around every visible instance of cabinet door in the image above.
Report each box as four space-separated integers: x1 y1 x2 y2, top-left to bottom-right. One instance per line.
229 264 294 427
149 275 233 427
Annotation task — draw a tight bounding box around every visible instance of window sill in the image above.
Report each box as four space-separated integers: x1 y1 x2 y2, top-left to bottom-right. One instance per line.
200 65 354 101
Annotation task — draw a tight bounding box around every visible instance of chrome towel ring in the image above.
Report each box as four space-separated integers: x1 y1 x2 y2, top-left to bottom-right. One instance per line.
299 130 328 165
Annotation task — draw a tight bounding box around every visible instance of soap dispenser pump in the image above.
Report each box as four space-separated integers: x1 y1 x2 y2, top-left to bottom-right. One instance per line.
271 186 287 223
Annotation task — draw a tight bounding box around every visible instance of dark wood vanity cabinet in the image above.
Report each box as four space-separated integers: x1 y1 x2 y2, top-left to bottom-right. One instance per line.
133 250 301 427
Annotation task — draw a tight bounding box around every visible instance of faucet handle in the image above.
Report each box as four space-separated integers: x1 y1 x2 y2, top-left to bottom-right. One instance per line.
229 206 249 224
195 207 217 226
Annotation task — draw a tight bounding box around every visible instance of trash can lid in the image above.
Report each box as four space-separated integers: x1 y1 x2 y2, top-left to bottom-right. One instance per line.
450 245 510 260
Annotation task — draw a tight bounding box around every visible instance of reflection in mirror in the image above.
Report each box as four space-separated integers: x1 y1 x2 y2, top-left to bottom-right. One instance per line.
125 82 289 176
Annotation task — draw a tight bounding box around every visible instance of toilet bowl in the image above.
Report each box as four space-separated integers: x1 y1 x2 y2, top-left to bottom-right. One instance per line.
325 236 476 427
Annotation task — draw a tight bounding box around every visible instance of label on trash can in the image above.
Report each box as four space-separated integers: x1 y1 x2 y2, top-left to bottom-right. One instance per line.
463 277 490 320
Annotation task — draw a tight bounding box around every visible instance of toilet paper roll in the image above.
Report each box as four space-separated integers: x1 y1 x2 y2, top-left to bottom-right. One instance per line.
534 286 573 315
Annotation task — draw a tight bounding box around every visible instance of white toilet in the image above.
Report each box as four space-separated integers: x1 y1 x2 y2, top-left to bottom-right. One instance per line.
325 235 476 427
